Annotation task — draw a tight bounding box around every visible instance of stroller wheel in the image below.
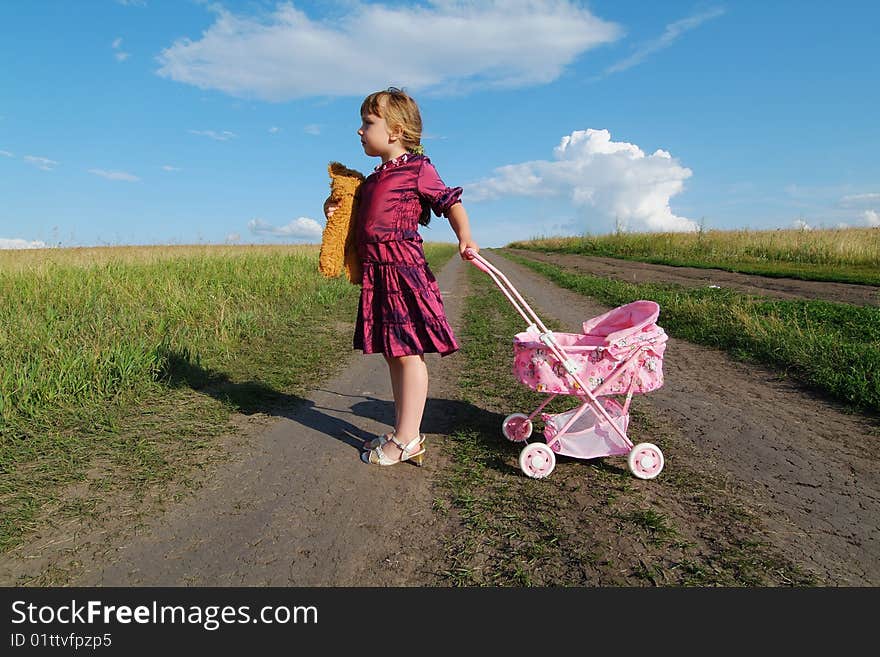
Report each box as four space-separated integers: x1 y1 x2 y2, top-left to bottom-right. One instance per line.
502 413 533 442
628 443 664 480
519 443 556 479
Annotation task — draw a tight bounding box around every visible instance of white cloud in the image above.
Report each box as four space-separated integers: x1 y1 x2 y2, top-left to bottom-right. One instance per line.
24 155 58 171
88 169 141 182
0 150 13 157
792 218 814 231
0 237 48 249
602 7 726 77
156 1 622 101
835 193 880 226
840 192 880 206
303 124 320 135
248 217 323 241
268 126 281 134
112 36 131 61
115 1 146 6
189 129 236 141
469 128 697 232
226 232 241 243
161 165 182 171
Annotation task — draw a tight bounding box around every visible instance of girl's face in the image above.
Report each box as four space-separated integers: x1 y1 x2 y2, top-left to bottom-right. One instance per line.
358 111 401 160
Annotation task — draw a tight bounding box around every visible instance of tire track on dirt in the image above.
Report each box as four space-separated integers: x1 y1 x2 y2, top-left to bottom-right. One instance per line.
490 250 880 585
52 257 470 586
506 248 880 306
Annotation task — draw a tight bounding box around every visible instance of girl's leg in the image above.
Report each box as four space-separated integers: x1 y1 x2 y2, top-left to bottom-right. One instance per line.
362 355 401 450
384 354 402 430
382 354 428 461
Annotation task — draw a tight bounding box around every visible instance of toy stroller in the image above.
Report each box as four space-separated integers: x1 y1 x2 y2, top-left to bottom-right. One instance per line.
466 249 668 480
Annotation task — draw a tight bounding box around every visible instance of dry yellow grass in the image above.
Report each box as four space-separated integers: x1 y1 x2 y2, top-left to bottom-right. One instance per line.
0 244 320 273
515 226 880 268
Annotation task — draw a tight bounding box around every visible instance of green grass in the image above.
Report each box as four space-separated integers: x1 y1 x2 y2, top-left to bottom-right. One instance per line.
0 243 458 556
502 251 880 413
434 263 813 586
509 227 880 285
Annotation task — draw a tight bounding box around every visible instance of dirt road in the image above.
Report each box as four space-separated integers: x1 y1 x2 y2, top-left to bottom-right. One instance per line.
491 250 880 585
505 248 880 306
2 250 877 585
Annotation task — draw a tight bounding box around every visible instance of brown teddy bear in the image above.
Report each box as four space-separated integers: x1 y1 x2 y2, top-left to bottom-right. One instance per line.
319 162 365 285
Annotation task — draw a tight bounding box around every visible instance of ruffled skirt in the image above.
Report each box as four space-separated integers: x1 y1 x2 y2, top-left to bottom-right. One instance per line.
353 239 459 357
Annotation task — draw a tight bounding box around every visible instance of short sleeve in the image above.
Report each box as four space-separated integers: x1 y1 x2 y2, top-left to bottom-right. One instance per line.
416 158 463 218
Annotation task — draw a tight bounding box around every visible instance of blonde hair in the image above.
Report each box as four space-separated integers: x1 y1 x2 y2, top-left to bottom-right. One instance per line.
360 87 424 155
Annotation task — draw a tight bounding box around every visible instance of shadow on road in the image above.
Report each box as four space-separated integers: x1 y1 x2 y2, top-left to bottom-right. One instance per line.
156 347 505 460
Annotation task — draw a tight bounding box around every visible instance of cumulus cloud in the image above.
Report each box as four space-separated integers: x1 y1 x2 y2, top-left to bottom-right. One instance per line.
24 155 58 171
602 7 726 77
189 129 236 141
88 169 140 182
469 128 697 232
0 237 48 249
226 232 241 243
791 218 814 231
837 192 879 226
248 217 323 241
156 1 622 100
269 126 281 134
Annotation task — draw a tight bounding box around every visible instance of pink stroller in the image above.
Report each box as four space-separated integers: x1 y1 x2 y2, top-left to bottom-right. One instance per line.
466 249 668 480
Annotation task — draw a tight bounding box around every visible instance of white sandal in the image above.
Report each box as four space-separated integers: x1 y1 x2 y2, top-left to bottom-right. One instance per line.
363 431 425 452
362 434 426 467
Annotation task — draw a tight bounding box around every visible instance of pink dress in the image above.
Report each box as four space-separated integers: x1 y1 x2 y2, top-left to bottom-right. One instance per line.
353 152 462 357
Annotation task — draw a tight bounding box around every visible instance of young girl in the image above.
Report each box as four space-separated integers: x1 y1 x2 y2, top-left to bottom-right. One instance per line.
324 86 478 467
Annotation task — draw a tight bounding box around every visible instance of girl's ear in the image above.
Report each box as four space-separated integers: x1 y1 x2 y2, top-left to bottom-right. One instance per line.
387 122 404 142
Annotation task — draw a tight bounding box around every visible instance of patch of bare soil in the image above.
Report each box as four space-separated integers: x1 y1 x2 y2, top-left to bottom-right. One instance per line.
505 248 880 306
495 249 880 585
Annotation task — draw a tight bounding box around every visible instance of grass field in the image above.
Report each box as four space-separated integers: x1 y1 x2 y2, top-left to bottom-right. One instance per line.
0 243 457 555
3 237 869 583
509 227 880 285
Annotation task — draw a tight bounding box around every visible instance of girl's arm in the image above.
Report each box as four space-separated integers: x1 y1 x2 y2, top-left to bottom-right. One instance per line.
447 203 478 259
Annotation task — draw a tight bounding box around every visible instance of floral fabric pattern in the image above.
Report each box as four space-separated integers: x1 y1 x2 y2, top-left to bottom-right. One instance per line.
512 301 667 396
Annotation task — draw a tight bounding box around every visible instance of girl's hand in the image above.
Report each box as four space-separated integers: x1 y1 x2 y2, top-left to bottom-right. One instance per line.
323 196 340 220
459 239 479 260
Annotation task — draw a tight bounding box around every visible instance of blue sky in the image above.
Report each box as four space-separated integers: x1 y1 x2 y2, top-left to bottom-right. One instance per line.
1 0 878 249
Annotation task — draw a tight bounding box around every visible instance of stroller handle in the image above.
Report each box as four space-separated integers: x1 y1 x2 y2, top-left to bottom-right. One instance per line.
465 248 642 447
464 248 490 273
464 248 550 334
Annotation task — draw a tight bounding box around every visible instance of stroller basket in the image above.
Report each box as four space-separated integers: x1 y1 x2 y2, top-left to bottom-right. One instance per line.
542 398 630 459
466 249 668 481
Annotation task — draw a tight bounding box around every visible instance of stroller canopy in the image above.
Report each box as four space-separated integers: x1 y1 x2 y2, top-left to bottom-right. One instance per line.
582 300 660 342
